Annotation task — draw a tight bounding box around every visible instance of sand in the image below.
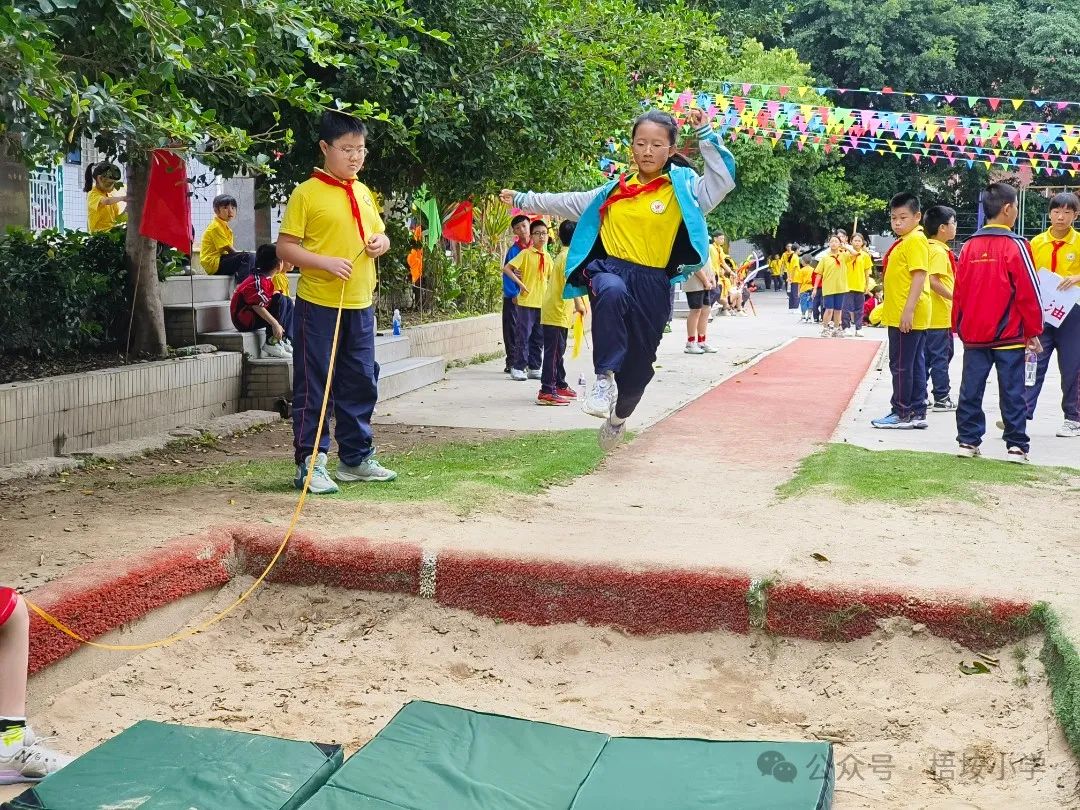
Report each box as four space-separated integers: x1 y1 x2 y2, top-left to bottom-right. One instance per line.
14 581 1079 809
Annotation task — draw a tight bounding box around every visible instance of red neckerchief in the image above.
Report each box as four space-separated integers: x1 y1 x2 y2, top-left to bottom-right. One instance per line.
311 168 366 241
599 173 670 220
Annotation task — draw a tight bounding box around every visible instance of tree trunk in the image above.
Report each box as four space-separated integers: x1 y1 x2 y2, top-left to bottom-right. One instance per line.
124 159 167 357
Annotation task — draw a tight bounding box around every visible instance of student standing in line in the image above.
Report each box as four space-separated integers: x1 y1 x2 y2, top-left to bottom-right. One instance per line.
923 206 958 412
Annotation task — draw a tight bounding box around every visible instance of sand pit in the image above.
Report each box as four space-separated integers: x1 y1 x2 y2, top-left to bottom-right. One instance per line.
15 580 1079 809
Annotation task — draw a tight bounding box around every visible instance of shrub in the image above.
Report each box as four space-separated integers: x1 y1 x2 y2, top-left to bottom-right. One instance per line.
0 226 131 357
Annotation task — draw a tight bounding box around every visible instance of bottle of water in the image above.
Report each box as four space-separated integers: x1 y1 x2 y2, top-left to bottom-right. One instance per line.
1025 349 1038 387
392 309 401 337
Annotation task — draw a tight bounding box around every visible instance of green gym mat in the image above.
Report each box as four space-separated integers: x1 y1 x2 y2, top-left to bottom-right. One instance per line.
2 720 343 810
300 700 833 810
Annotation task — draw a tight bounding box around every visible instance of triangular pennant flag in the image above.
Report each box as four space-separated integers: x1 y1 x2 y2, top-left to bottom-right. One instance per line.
778 86 790 98
815 87 828 96
742 83 752 95
797 86 809 97
1011 98 1024 110
988 97 1000 111
945 94 956 104
966 97 979 108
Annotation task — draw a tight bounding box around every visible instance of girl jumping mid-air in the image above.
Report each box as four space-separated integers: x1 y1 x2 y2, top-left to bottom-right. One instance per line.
500 107 736 451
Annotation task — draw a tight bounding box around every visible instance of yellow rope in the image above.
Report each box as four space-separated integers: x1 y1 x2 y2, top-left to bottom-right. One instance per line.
25 282 348 652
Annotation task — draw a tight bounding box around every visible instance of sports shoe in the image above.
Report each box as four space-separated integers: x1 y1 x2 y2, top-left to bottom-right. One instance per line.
294 452 339 494
739 310 749 317
503 366 511 374
527 368 542 380
1056 420 1080 438
281 338 294 355
555 386 578 400
933 398 957 412
854 329 863 337
584 375 617 418
820 326 833 338
871 413 915 430
699 342 718 353
598 415 626 452
261 337 289 359
910 415 929 429
957 443 982 458
1006 446 1030 464
0 729 75 785
510 368 527 381
684 341 704 354
537 392 570 407
336 457 398 482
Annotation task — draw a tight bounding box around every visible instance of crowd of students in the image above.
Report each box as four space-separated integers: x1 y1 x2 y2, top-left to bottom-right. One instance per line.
869 185 1080 461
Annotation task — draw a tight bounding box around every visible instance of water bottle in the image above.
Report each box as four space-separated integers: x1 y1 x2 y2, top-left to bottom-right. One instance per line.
392 309 401 337
1024 349 1038 387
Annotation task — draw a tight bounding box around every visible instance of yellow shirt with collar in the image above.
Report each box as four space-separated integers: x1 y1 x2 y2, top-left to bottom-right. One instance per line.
847 250 873 292
599 176 682 269
199 216 234 275
87 188 123 233
541 249 585 328
926 239 955 330
272 272 292 297
817 253 848 296
508 245 551 309
882 227 931 330
1030 227 1080 279
278 170 385 310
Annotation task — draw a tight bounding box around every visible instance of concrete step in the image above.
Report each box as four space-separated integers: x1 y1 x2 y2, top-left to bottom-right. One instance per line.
240 354 445 408
165 302 232 346
162 274 233 306
198 330 412 365
377 356 445 402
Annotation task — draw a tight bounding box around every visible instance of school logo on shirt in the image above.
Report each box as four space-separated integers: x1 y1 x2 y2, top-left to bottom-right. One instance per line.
1068 252 1076 263
651 200 666 214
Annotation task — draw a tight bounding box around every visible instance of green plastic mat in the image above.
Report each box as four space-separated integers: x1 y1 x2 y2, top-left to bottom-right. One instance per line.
301 701 833 810
2 720 343 810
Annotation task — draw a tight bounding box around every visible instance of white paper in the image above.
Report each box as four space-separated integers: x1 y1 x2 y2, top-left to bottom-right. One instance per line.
1038 269 1080 328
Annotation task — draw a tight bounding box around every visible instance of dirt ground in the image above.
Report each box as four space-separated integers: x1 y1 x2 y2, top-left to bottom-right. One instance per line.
15 582 1080 809
0 422 517 591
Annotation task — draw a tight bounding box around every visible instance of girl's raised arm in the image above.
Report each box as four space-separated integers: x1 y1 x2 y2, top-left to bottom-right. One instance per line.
499 187 608 221
688 110 736 214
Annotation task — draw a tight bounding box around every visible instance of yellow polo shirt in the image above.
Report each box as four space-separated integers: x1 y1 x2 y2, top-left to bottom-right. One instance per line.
817 253 848 296
1030 227 1080 279
508 245 551 309
541 249 582 328
599 176 681 269
272 272 291 297
278 170 385 310
199 217 234 275
797 263 814 293
848 250 873 292
881 227 931 329
87 189 123 233
927 239 955 330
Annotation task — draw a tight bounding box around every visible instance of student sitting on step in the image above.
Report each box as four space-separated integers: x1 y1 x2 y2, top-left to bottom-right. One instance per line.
229 244 294 359
0 587 74 785
200 194 256 281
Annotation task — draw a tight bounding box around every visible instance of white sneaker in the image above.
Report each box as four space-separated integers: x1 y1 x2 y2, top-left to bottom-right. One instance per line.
957 443 982 458
699 342 718 353
336 457 397 482
584 375 617 419
820 326 833 338
261 338 289 359
526 368 542 380
684 341 704 354
739 311 749 317
854 329 863 337
598 415 626 452
510 368 527 381
293 453 339 494
1006 446 1029 464
281 338 294 355
0 729 75 785
1056 420 1080 438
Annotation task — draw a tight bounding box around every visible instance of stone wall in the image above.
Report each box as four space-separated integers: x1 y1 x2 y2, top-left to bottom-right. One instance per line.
404 314 502 363
0 354 242 464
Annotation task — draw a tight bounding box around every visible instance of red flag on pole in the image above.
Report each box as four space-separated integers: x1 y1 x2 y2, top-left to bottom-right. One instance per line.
139 149 192 254
442 201 474 243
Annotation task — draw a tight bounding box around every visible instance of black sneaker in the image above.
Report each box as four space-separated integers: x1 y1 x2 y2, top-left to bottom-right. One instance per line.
933 398 957 412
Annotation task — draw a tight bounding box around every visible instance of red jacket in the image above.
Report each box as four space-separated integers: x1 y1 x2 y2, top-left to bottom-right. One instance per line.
230 273 275 331
953 226 1043 348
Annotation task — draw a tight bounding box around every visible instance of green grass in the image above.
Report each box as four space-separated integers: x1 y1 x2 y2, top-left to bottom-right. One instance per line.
778 443 1076 504
136 430 606 513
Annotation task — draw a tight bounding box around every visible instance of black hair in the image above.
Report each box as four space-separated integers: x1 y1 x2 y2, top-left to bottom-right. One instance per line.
889 192 921 214
254 244 280 275
510 214 530 229
835 228 848 237
1048 191 1080 213
83 162 120 193
529 219 548 234
851 232 866 243
319 110 368 144
213 194 238 210
558 220 576 245
923 205 957 240
785 243 794 250
631 110 692 172
983 183 1018 220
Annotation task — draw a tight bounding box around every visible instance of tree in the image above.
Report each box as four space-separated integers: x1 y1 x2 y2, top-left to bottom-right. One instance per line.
3 0 437 356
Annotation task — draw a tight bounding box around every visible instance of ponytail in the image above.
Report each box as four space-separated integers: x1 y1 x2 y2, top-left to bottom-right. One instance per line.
84 163 95 193
85 161 120 193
